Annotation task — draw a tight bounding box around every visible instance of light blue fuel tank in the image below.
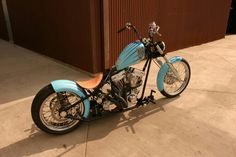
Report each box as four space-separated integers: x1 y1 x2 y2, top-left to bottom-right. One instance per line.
115 41 145 70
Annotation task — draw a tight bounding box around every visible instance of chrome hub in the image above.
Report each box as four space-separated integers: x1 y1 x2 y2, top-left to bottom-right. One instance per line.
60 111 67 118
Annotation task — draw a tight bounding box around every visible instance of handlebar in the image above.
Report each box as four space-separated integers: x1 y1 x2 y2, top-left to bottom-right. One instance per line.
117 22 132 33
117 27 126 33
117 22 142 40
117 22 161 41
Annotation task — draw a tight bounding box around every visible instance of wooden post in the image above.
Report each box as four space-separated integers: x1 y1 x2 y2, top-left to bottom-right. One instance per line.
1 0 13 43
103 0 110 69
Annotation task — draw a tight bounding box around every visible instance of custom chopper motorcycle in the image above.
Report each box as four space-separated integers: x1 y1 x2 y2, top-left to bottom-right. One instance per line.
31 22 191 134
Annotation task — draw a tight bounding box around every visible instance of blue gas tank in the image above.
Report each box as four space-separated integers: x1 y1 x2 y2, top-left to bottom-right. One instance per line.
115 41 145 70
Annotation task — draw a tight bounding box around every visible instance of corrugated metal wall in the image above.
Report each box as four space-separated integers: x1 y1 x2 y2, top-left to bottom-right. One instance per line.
0 1 8 40
5 0 102 73
106 0 231 68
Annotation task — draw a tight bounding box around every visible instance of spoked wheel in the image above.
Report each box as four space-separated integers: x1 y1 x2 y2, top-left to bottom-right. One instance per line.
31 84 84 134
160 59 191 98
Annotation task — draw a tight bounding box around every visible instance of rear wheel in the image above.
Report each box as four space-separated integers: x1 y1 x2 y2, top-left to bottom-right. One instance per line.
31 84 84 134
160 59 191 98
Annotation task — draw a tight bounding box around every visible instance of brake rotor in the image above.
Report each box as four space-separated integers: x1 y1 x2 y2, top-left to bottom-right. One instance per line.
50 98 67 122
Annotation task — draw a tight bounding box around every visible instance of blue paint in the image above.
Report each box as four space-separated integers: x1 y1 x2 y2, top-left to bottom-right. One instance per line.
157 56 183 91
116 41 145 70
51 80 90 118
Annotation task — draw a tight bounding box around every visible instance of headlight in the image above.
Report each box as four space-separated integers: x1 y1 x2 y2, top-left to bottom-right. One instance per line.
157 41 165 51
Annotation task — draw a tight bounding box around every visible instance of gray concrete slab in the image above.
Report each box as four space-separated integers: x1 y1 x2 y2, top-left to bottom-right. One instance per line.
0 40 90 104
0 39 91 157
86 35 236 157
0 97 88 157
0 35 236 157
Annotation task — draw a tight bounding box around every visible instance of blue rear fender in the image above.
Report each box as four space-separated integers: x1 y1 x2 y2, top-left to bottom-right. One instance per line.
157 56 183 91
51 80 90 119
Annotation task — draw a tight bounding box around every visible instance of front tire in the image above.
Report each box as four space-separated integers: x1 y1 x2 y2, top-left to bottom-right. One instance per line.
160 59 191 98
31 84 84 134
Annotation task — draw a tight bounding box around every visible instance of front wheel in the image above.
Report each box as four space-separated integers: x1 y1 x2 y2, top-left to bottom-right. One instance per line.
31 84 85 134
160 59 191 98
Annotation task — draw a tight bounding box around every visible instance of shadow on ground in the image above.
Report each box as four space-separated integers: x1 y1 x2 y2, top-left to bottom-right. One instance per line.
0 97 176 157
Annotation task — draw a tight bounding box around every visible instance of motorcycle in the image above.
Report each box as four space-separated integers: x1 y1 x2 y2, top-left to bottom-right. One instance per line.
31 22 191 134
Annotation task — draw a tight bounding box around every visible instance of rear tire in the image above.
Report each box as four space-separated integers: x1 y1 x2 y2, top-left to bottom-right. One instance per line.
31 84 84 134
160 59 191 98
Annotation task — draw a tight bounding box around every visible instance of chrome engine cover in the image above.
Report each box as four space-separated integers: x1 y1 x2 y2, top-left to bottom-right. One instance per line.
111 67 144 90
125 67 145 88
111 67 145 105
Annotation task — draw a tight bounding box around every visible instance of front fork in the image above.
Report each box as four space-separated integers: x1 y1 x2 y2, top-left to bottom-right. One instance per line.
155 43 182 82
154 56 182 82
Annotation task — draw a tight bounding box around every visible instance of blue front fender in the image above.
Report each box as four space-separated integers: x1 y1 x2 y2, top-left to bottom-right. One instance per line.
157 56 183 91
51 80 90 118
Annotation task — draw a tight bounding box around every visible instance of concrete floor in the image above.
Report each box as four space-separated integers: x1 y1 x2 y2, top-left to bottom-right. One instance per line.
0 36 236 157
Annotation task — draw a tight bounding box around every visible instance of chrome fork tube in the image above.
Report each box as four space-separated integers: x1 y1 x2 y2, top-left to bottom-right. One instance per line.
156 44 182 82
163 56 182 82
153 58 162 68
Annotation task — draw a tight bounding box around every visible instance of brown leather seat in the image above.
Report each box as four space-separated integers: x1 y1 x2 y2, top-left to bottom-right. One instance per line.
76 73 103 89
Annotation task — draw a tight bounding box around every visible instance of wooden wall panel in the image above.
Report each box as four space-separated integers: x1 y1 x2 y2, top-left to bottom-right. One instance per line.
3 0 231 72
6 0 102 73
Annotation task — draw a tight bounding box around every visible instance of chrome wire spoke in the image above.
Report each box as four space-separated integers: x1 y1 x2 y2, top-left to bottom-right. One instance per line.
163 60 190 95
39 92 84 131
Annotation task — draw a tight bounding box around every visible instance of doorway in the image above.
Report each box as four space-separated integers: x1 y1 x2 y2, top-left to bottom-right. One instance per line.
227 0 236 34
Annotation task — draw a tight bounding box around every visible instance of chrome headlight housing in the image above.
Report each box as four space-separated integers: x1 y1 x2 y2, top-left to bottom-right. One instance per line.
157 41 166 51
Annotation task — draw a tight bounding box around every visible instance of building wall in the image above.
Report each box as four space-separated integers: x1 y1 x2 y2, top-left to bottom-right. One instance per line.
227 0 236 33
6 0 102 73
106 0 231 68
1 0 231 73
0 1 9 40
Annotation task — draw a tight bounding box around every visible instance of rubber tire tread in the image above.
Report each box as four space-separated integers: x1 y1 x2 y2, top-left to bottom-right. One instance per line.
31 84 81 134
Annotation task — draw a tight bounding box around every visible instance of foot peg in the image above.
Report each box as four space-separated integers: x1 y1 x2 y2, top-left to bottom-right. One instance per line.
136 90 156 106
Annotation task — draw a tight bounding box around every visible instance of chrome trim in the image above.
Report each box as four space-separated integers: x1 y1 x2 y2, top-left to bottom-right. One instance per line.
163 56 182 82
153 58 162 68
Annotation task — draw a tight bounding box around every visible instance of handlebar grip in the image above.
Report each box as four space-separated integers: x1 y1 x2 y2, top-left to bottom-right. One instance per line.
117 27 126 33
